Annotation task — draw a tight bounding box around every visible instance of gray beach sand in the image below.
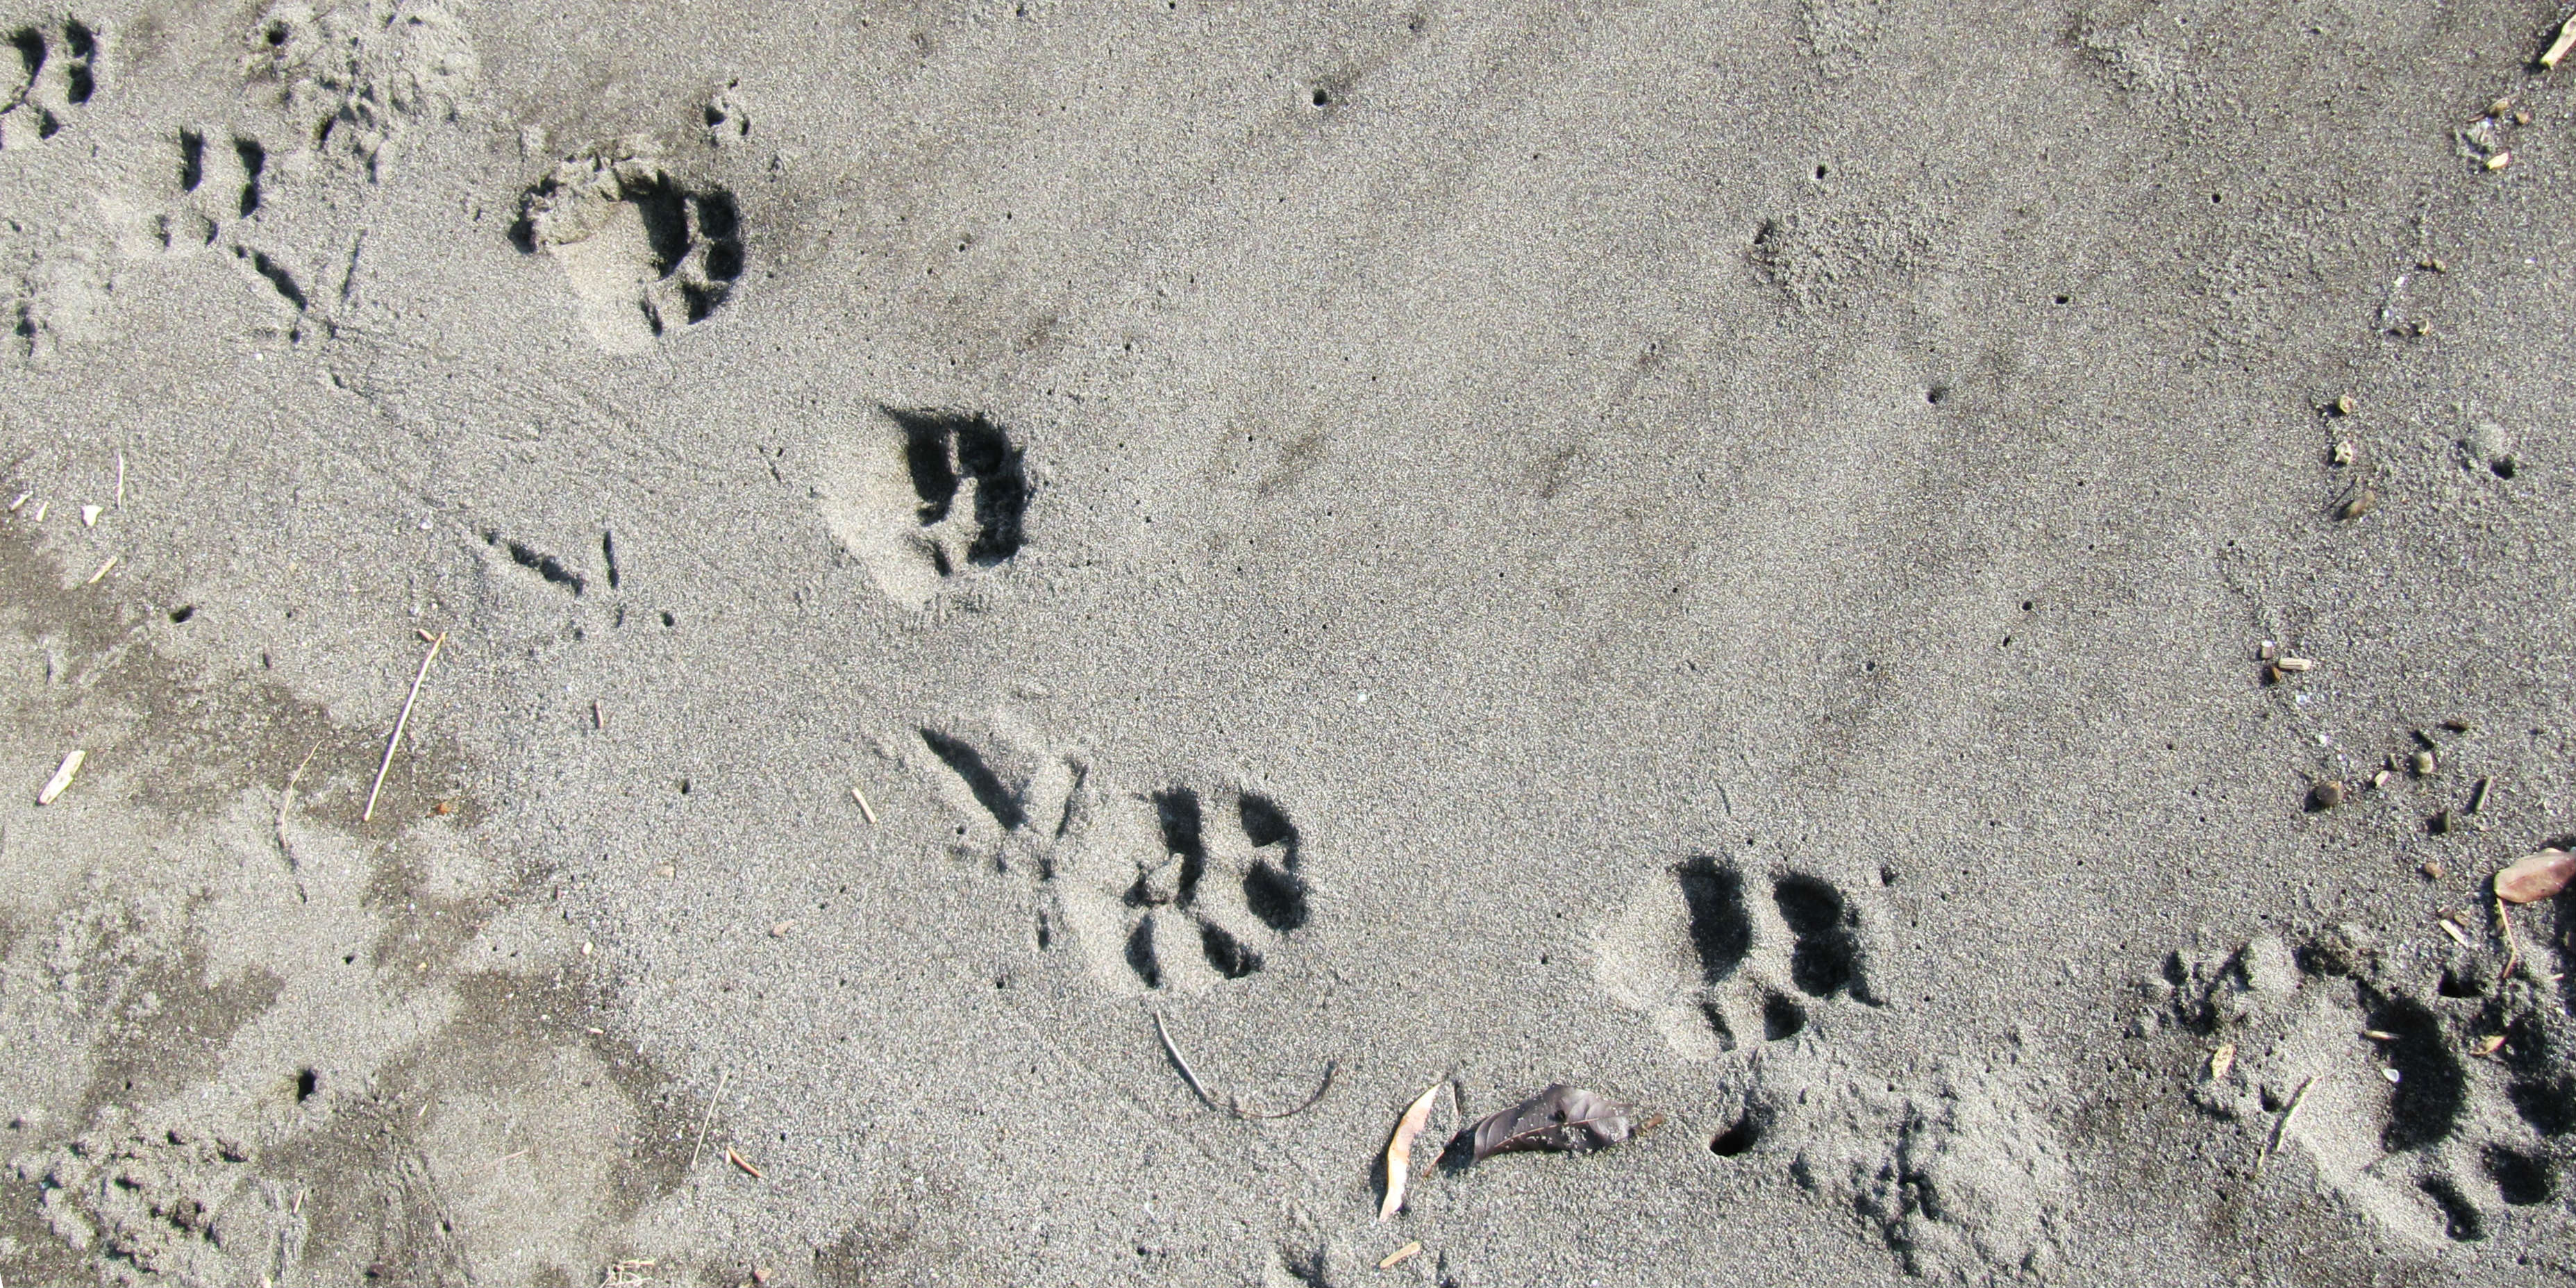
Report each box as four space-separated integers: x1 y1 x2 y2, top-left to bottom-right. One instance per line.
6 1 2576 1283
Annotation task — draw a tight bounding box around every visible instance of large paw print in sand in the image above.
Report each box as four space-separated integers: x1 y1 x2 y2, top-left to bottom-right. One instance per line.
2149 923 2576 1251
1596 854 1885 1059
814 408 1030 610
917 719 1312 996
512 143 744 353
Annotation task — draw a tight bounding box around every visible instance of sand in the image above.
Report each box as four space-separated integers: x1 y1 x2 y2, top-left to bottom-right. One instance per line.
4 0 2576 1283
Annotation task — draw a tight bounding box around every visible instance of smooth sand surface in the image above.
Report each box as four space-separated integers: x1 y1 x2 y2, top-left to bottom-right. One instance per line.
6 1 2576 1283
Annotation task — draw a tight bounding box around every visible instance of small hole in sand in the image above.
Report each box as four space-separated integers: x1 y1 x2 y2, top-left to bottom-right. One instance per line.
1709 1113 1760 1156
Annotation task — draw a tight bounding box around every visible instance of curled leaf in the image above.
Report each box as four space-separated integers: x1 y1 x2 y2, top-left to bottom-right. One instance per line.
1467 1084 1642 1162
2495 849 2576 904
1380 1082 1443 1220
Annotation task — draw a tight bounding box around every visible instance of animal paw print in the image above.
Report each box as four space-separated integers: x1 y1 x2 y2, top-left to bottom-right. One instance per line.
814 409 1029 608
1110 783 1308 992
2157 928 2575 1250
917 722 1311 996
1597 856 1882 1058
0 18 97 150
138 128 311 322
512 144 744 353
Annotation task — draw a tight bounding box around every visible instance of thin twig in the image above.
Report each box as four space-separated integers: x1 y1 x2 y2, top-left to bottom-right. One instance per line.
851 783 878 825
1155 1009 1335 1120
363 631 444 823
276 739 322 867
2498 895 2520 984
1235 1060 1338 1120
113 451 124 507
1152 1009 1219 1110
2256 1076 2314 1176
688 1068 730 1177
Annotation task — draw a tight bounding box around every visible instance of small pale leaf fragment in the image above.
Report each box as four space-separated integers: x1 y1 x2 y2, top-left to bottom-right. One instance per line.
1378 1241 1423 1270
79 504 100 527
2471 1033 2507 1057
2496 850 2575 904
37 749 85 804
2208 1043 2235 1082
1380 1081 1443 1220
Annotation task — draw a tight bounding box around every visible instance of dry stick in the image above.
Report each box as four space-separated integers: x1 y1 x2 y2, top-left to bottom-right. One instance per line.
363 631 444 823
276 739 323 866
2498 894 2520 984
2256 1076 2315 1176
1153 1010 1332 1119
687 1067 731 1178
851 783 878 825
1235 1060 1338 1121
1152 1009 1220 1110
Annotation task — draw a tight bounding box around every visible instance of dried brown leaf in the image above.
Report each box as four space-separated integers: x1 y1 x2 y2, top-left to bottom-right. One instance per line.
2495 850 2576 904
1380 1082 1443 1221
1467 1085 1641 1163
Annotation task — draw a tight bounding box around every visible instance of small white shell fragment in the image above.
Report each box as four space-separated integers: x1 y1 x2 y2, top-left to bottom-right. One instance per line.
38 749 85 804
2382 1067 2402 1084
79 504 100 527
6 491 27 511
31 500 47 521
2273 657 2314 673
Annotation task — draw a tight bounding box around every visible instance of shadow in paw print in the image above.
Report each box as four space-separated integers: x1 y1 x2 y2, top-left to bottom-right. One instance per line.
2484 1145 2556 1205
889 410 1028 567
1677 857 1752 982
2366 992 2466 1153
1775 874 1869 1002
1153 787 1205 896
2418 1175 2484 1241
919 730 1024 831
1239 792 1305 930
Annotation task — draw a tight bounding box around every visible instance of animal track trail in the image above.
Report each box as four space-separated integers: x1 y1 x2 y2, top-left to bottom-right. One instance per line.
917 721 1311 997
814 408 1030 608
1599 855 1884 1059
0 17 97 150
513 144 744 353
